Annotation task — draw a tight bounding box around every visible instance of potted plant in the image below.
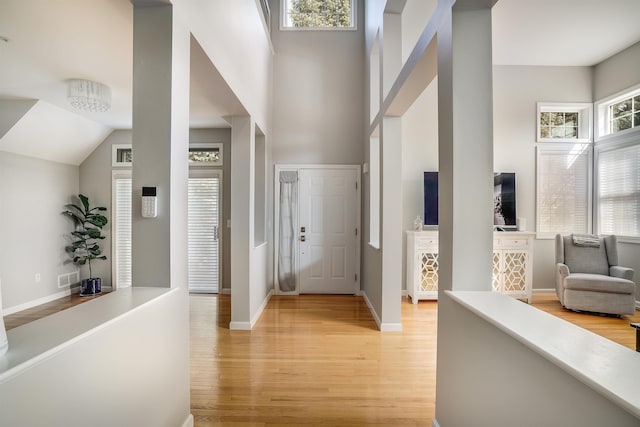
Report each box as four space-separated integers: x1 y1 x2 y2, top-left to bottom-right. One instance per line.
63 194 108 296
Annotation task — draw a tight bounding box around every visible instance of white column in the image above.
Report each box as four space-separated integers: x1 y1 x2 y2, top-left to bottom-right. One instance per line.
381 117 403 331
230 115 255 329
437 3 494 293
131 3 190 288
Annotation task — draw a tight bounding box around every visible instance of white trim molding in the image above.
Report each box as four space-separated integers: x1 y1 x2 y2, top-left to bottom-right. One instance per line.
229 289 274 331
4 287 79 316
181 414 194 427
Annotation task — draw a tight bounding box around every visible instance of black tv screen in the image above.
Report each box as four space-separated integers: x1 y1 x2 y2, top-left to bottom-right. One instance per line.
493 172 516 229
423 172 438 226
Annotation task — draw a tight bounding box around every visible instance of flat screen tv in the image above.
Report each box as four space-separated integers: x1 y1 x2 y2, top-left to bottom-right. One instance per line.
423 172 438 226
423 171 517 229
493 172 516 230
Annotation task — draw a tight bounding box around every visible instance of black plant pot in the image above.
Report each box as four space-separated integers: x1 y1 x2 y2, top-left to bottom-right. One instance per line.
80 278 102 296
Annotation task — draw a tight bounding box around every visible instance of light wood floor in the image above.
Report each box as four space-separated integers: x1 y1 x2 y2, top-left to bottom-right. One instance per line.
3 291 639 426
190 294 438 426
4 291 108 331
529 293 640 350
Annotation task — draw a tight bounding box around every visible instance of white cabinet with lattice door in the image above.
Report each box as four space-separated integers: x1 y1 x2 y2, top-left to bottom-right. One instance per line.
492 232 534 303
406 230 439 303
406 230 534 303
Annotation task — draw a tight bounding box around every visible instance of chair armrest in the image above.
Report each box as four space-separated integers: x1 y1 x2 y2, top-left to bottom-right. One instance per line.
556 263 570 303
610 266 634 281
557 263 570 277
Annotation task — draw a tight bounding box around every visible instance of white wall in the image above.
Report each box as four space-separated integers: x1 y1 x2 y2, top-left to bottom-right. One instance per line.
493 65 593 290
173 0 272 132
593 41 640 101
0 152 79 310
401 79 438 289
270 0 365 165
0 288 191 427
401 0 437 64
435 292 640 427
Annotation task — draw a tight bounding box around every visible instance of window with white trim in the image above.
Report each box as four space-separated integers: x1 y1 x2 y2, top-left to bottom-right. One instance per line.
597 143 640 238
281 0 355 29
595 85 640 139
536 144 591 238
537 102 592 143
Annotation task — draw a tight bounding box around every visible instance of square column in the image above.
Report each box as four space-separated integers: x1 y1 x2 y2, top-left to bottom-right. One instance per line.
437 3 494 293
131 3 190 288
381 117 403 331
230 115 255 329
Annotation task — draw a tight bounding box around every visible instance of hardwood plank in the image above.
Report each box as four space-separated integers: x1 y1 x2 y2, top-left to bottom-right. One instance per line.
4 292 108 331
189 294 437 426
530 293 640 351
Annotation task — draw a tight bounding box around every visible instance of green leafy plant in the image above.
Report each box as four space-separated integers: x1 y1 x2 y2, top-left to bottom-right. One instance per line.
63 194 108 280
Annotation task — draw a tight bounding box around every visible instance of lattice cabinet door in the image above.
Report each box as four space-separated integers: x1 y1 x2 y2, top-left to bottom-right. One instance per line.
406 230 439 303
501 250 527 293
418 251 439 293
492 251 501 292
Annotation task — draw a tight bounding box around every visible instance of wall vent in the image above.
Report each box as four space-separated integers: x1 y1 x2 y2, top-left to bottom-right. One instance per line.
58 271 80 288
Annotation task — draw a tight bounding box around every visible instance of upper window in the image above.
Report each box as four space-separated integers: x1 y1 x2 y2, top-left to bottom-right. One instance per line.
189 143 223 167
537 102 592 143
609 95 640 134
595 85 640 140
281 0 356 30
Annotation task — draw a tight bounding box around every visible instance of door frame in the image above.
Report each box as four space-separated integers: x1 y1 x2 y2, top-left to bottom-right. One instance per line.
273 164 361 295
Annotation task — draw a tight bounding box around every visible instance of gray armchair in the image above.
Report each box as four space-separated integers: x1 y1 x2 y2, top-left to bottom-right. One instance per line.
555 234 636 315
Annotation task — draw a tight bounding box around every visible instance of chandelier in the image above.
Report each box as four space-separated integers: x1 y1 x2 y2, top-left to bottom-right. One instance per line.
66 79 111 113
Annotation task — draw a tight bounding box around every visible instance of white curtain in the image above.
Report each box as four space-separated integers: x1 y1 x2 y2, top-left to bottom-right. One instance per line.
278 171 298 292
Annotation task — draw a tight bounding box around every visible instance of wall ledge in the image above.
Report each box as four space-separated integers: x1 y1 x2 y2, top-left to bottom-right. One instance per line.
447 290 640 419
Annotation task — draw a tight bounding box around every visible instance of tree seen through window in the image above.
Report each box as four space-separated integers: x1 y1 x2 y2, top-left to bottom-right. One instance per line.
285 0 353 28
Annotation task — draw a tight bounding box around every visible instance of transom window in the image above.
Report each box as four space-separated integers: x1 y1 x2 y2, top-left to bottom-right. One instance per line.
595 85 640 139
609 95 640 133
537 102 592 143
539 112 578 139
281 0 355 30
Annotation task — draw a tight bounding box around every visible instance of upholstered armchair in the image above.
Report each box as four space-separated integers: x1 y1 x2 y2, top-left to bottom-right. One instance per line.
555 234 636 315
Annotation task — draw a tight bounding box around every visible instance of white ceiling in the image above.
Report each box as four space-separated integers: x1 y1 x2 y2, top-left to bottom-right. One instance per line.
1 0 640 165
492 0 640 66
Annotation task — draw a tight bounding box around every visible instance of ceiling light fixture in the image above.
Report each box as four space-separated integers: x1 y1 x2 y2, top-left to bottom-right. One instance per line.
66 79 111 113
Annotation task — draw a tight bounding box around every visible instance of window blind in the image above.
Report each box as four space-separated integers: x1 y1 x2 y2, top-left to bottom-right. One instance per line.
598 144 640 237
537 146 590 237
188 177 220 293
114 178 132 288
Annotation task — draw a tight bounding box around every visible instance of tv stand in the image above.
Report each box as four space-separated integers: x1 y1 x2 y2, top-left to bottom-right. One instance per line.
406 230 534 303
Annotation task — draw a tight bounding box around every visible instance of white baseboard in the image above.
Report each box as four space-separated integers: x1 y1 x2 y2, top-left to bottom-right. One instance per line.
432 418 441 427
4 287 79 316
532 288 555 295
636 300 640 310
361 291 402 331
229 289 273 331
380 322 403 332
361 291 382 330
181 414 194 427
250 289 273 328
401 289 408 297
228 321 252 330
220 288 231 295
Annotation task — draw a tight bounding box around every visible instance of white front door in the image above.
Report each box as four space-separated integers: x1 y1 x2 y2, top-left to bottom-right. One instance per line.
188 170 222 293
298 168 358 294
